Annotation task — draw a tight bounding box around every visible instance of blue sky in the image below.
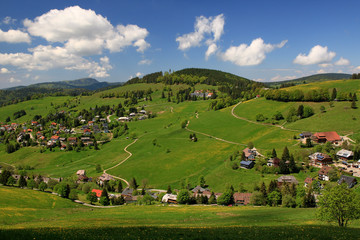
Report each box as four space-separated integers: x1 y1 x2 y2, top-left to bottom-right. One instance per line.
0 0 359 88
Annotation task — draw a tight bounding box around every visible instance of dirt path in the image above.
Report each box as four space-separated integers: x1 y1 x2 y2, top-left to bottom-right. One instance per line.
185 120 245 146
103 139 139 187
231 101 299 132
107 114 112 123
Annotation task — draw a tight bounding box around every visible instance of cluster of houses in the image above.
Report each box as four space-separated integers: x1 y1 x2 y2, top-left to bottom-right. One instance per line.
118 110 148 122
240 147 261 169
190 90 214 98
300 131 343 146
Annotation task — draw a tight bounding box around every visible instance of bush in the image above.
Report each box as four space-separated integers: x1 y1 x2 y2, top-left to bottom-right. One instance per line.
217 191 234 206
100 196 110 206
38 182 48 191
82 183 91 194
177 189 190 204
69 189 78 200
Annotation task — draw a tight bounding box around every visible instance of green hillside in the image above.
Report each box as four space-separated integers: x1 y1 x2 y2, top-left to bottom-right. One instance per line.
265 73 351 88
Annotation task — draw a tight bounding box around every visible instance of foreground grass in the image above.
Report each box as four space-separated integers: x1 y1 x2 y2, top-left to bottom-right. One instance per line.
1 186 360 239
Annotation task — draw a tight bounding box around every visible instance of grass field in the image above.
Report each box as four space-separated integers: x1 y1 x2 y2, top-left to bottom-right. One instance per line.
1 186 360 239
285 79 360 94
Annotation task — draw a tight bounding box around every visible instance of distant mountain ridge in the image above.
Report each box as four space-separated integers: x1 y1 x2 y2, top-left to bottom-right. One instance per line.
264 73 351 88
5 78 121 91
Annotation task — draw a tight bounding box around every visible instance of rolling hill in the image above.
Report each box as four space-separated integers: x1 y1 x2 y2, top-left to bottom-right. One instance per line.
265 73 351 88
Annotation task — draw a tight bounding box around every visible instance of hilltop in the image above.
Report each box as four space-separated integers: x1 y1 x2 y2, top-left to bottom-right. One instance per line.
265 73 351 88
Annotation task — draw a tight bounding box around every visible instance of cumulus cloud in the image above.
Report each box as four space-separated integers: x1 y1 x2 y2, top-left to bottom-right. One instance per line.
271 75 297 82
0 67 11 74
136 72 142 77
334 57 350 66
293 45 336 65
0 6 149 78
0 29 31 43
138 59 152 65
176 14 224 59
220 38 287 66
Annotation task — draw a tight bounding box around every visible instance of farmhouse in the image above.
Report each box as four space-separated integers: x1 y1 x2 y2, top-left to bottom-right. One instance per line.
309 152 332 166
121 188 133 197
267 157 280 167
162 193 178 204
192 185 209 193
338 175 357 188
242 147 257 160
233 193 252 206
336 149 353 160
91 189 103 198
277 175 298 187
240 160 255 169
304 177 314 187
300 132 312 139
312 131 341 144
98 173 113 185
318 166 332 181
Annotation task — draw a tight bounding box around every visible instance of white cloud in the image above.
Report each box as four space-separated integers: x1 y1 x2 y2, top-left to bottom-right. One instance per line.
205 43 218 60
0 29 31 43
176 14 224 59
334 57 350 66
293 45 336 65
220 38 287 66
0 6 149 78
136 72 142 77
138 59 152 65
9 77 21 83
317 69 326 74
318 63 333 68
0 68 11 74
270 75 297 82
2 16 16 25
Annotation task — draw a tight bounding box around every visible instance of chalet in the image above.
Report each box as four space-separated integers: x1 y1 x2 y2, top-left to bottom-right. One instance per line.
243 147 257 160
138 115 148 120
162 193 178 204
336 149 353 160
277 175 298 187
312 131 341 144
139 110 147 114
240 160 255 169
318 166 332 181
304 177 314 187
118 117 130 122
129 113 136 117
88 121 94 126
91 189 103 198
98 173 114 185
51 122 57 126
50 135 60 142
84 129 91 135
124 195 138 204
338 175 357 188
309 152 332 166
121 188 134 197
76 170 86 176
267 157 280 167
191 185 209 193
60 144 67 150
300 132 312 139
233 193 252 206
31 121 38 126
68 137 77 145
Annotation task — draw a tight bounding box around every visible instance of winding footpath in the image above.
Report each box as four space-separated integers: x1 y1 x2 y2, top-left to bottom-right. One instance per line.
103 138 139 188
231 101 299 132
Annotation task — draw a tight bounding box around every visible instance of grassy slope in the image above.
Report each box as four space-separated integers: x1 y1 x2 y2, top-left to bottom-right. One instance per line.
285 79 360 94
1 186 360 240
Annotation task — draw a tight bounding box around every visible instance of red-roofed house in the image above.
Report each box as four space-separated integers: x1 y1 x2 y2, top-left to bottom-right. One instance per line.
313 131 341 144
31 121 38 126
304 177 314 187
319 166 333 181
233 193 252 205
51 122 57 126
91 189 103 198
51 135 60 142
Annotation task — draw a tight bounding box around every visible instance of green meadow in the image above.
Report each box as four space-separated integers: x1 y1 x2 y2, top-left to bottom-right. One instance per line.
1 186 360 239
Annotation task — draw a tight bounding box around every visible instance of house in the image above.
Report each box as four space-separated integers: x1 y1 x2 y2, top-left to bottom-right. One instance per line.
318 166 332 181
88 121 94 126
68 137 77 145
76 170 86 176
312 131 341 144
98 173 114 184
129 113 136 117
139 110 147 114
162 193 178 204
267 157 280 167
121 188 134 197
50 135 60 142
124 195 138 203
336 149 354 160
304 177 314 187
138 115 148 120
91 189 103 198
240 160 255 169
277 175 298 187
300 132 312 139
338 175 357 188
191 185 209 193
309 152 332 166
243 148 257 160
31 121 38 126
233 193 252 205
118 117 130 122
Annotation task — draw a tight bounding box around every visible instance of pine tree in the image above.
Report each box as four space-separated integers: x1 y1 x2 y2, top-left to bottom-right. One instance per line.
271 148 277 158
267 180 278 193
117 181 123 193
130 177 139 190
280 146 290 174
289 154 297 173
18 175 27 188
167 185 172 194
331 88 337 100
